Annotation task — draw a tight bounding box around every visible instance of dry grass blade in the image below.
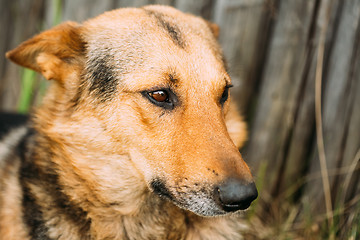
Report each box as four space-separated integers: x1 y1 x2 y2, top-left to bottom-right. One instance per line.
314 0 334 231
341 149 360 205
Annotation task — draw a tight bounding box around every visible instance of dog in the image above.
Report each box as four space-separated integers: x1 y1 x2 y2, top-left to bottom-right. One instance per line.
0 5 257 240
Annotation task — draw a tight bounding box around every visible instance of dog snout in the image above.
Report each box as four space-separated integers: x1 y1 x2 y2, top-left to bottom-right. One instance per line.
215 179 258 212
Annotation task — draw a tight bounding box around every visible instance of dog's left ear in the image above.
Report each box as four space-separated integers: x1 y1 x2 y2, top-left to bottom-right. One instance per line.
6 21 85 83
206 21 220 39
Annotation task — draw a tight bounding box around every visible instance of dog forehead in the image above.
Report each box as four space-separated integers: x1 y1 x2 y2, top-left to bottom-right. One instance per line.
83 7 204 42
82 6 227 93
82 6 221 55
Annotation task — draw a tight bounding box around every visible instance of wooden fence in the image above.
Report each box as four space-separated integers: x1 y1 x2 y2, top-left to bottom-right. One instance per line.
0 0 359 238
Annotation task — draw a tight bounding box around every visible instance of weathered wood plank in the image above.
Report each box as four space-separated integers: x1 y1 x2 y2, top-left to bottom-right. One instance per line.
175 0 213 19
342 44 360 203
0 0 45 111
305 0 360 213
0 0 16 109
63 0 116 22
116 0 150 8
212 0 268 114
153 0 175 5
282 56 316 199
244 0 316 197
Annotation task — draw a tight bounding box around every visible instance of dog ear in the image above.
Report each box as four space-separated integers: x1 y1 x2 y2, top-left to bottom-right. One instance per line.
206 21 220 39
6 21 85 83
225 101 248 148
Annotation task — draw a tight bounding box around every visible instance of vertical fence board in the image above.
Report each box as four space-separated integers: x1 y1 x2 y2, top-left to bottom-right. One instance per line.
174 0 214 19
0 0 18 111
213 0 268 114
342 48 360 203
153 0 175 5
244 0 316 196
116 0 150 8
282 58 316 199
305 0 360 213
342 24 360 202
0 0 45 111
63 0 116 22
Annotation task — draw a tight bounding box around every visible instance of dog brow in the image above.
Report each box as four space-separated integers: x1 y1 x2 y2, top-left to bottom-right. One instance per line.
168 72 178 83
86 53 118 102
144 10 186 49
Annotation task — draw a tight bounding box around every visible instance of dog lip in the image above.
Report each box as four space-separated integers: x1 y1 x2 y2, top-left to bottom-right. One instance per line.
150 178 174 201
222 202 251 212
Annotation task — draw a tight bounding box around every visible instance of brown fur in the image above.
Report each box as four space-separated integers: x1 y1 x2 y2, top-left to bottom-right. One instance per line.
1 5 254 239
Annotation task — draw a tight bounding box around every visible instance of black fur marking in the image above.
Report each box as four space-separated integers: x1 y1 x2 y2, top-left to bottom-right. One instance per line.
18 129 91 239
145 10 186 49
121 217 130 240
21 184 51 240
150 178 174 201
86 53 118 102
0 113 28 139
18 129 51 240
69 72 89 110
168 73 178 83
69 84 83 109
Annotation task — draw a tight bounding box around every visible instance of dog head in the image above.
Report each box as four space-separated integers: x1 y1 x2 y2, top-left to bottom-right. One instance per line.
7 5 257 216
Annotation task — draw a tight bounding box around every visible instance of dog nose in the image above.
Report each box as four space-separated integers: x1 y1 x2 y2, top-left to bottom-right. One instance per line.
215 179 258 212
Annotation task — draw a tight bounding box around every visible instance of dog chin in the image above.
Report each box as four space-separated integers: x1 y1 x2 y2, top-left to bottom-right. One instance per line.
174 195 229 217
149 178 229 216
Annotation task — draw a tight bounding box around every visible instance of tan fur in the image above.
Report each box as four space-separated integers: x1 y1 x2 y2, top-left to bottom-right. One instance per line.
3 5 255 239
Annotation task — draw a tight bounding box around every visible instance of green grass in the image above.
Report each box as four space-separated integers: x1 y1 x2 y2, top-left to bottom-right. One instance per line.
53 0 62 26
17 69 37 113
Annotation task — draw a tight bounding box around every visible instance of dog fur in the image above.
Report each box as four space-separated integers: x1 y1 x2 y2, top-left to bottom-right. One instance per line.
1 5 256 240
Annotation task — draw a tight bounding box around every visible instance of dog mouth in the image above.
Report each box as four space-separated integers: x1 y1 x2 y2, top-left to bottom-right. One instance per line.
149 178 257 216
150 178 175 201
221 202 252 212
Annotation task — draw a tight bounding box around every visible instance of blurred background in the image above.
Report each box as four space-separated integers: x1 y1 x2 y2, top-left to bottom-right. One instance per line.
0 0 359 239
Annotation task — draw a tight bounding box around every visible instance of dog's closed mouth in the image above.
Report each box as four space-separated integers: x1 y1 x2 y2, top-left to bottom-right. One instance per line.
150 178 174 200
222 202 251 212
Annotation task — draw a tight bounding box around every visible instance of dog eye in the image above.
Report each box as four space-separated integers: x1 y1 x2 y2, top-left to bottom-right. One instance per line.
142 89 176 110
220 85 232 105
149 90 169 102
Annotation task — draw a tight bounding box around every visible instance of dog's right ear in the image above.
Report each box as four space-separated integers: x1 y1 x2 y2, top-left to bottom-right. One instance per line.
6 21 85 83
206 21 220 39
